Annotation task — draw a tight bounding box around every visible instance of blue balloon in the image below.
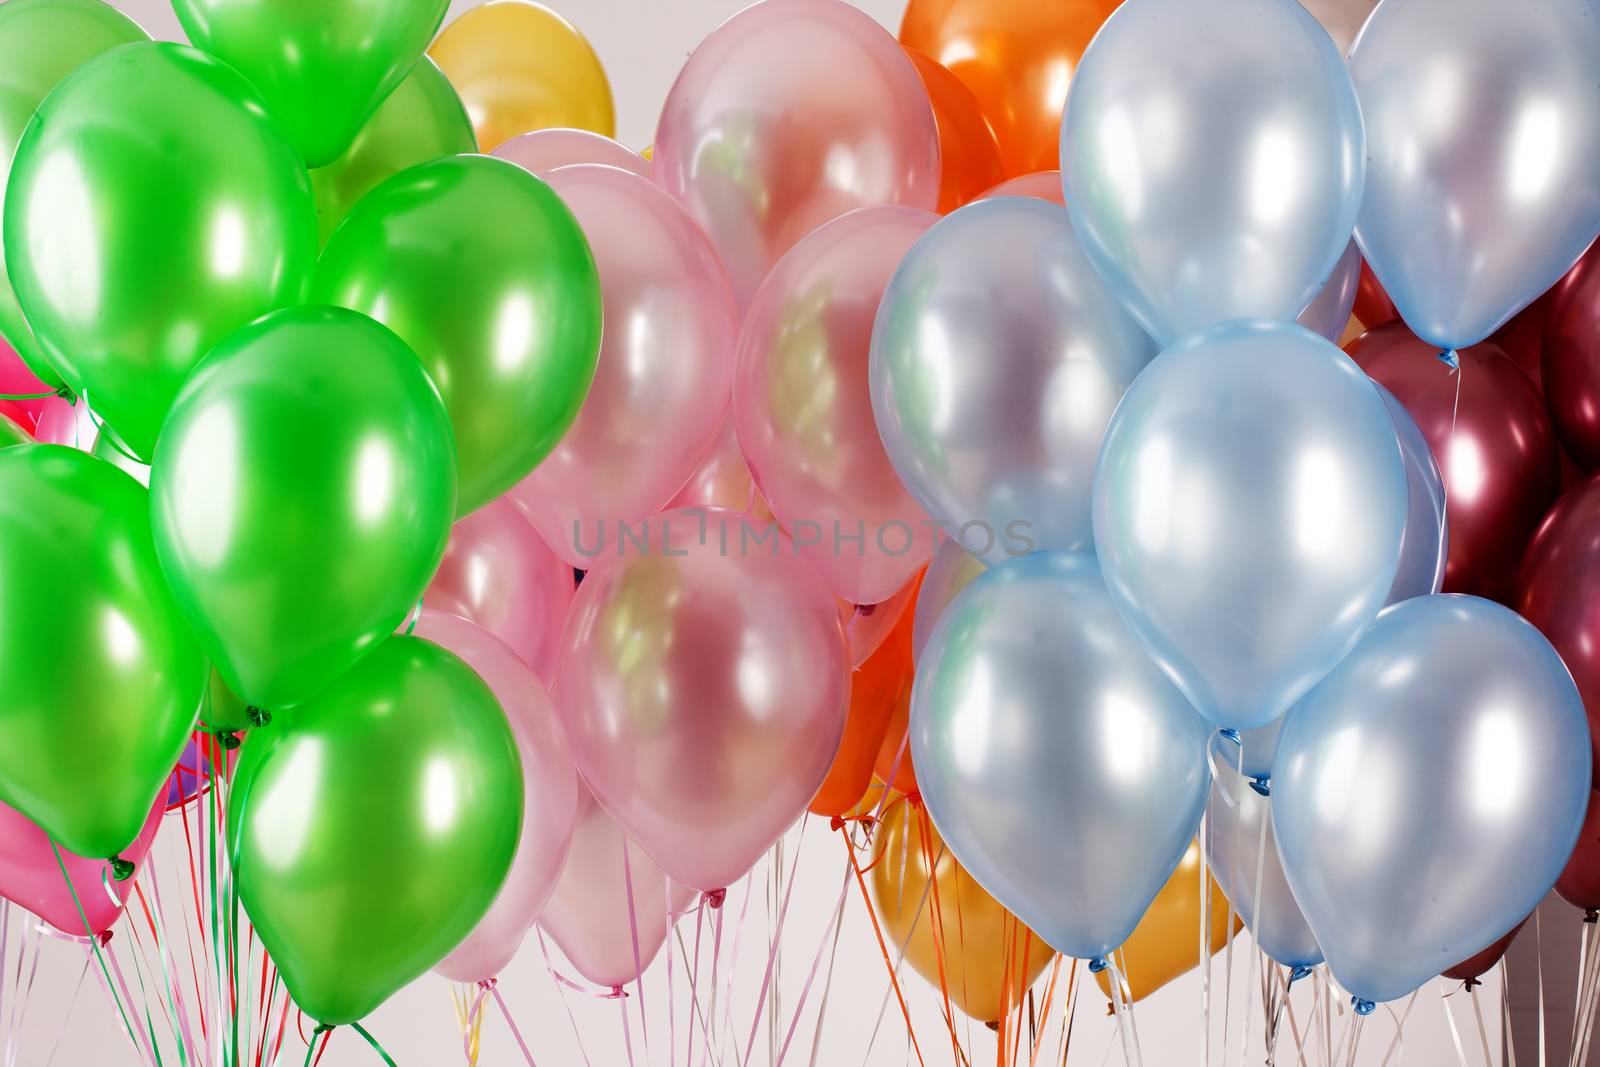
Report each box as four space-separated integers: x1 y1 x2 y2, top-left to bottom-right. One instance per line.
911 552 1209 961
1273 595 1591 1004
1350 0 1600 350
1093 320 1408 731
1061 0 1364 344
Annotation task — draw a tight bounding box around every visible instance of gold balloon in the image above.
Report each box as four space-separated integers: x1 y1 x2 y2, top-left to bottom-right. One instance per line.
1095 840 1240 1003
871 800 1055 1023
428 0 614 152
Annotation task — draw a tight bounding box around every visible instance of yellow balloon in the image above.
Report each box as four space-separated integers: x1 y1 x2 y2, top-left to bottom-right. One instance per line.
871 801 1055 1023
428 0 614 151
1095 840 1241 1003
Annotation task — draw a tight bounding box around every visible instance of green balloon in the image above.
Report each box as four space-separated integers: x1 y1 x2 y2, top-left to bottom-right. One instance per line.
229 636 523 1025
202 668 252 733
172 0 450 168
89 431 149 485
3 42 317 460
0 0 148 387
0 445 206 858
312 57 477 243
149 306 457 711
0 417 32 450
314 154 601 516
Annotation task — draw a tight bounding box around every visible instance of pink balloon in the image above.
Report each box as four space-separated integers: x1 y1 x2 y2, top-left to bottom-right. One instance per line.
538 784 696 989
493 128 652 179
508 165 738 568
653 0 940 308
557 508 848 891
0 336 52 430
32 396 95 448
979 170 1066 206
734 206 938 605
424 498 575 685
416 610 579 983
0 793 163 937
839 574 919 668
668 417 773 522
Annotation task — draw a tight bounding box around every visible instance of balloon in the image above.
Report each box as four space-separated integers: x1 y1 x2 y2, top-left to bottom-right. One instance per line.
736 206 938 604
230 636 522 1025
149 306 456 712
0 794 162 937
1351 0 1600 351
0 446 205 858
811 593 915 818
1300 0 1377 54
1298 242 1362 344
1376 383 1450 606
428 0 614 152
653 0 939 308
507 164 736 567
912 552 1210 960
556 508 848 891
1093 840 1238 1003
1355 259 1399 330
416 610 578 984
872 799 1054 1022
0 0 148 389
163 733 232 809
910 537 984 663
1061 0 1363 345
424 498 575 686
172 0 448 168
874 674 919 798
1094 321 1408 730
0 416 30 451
1545 243 1600 470
872 196 1156 567
31 396 93 449
1517 477 1600 781
89 431 148 486
201 668 252 734
310 57 476 243
977 170 1064 206
842 572 920 667
899 0 1118 176
1556 790 1600 911
1273 594 1591 1004
539 785 696 990
902 49 1004 213
313 154 601 515
1205 765 1322 969
1349 321 1559 600
1443 921 1526 983
0 335 50 429
4 43 316 460
493 128 650 180
667 417 773 522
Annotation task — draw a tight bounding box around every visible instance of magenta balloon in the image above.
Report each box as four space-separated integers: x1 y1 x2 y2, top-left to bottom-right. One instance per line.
508 165 738 568
415 610 579 983
32 396 93 447
978 170 1066 206
423 497 575 685
538 784 695 989
0 337 52 429
734 206 938 605
493 127 652 179
0 792 162 937
667 417 773 520
653 0 940 308
556 508 848 891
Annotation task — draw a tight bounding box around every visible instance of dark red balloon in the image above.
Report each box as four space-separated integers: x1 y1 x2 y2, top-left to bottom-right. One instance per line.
1544 242 1600 470
1354 258 1397 330
1517 478 1600 787
1442 919 1527 983
1492 292 1553 391
1556 790 1600 910
1348 322 1560 601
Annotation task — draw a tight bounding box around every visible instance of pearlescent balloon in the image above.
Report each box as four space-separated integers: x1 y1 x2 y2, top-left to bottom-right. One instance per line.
494 127 650 179
1350 0 1600 350
1297 241 1361 343
1061 0 1364 345
1093 320 1407 731
871 196 1156 566
910 536 985 663
1204 766 1321 968
1375 383 1448 606
1273 595 1591 1003
912 552 1210 959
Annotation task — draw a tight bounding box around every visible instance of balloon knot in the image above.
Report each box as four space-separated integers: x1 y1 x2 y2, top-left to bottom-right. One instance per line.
855 602 877 617
906 792 923 809
1463 977 1481 991
312 1023 335 1037
1218 728 1241 745
1248 775 1271 797
1352 997 1375 1016
215 729 241 751
98 929 114 947
1288 965 1313 984
984 1019 1000 1032
477 978 497 991
605 985 629 1000
704 888 727 910
108 856 134 881
245 706 270 728
1586 909 1598 925
829 816 846 832
1088 956 1108 974
1436 348 1460 369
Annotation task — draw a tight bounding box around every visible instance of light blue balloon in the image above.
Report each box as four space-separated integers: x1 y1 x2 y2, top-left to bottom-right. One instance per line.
870 197 1156 567
1350 0 1600 350
1093 320 1408 731
1273 595 1591 1005
1296 240 1361 344
911 552 1210 960
1061 0 1364 345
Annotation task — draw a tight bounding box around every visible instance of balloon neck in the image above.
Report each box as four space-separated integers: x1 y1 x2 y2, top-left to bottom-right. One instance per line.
1351 997 1375 1016
1436 348 1459 369
1288 964 1313 984
1248 775 1271 797
855 602 877 617
107 855 134 881
215 729 241 751
605 984 628 1000
1587 909 1598 925
1217 728 1242 745
1462 977 1481 991
984 1019 1000 1032
1087 956 1109 974
98 929 114 948
477 977 497 991
245 706 271 729
704 887 727 910
312 1023 334 1038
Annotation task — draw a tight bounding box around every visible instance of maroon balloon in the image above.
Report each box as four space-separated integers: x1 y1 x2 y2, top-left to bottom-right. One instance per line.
1556 790 1600 911
1518 479 1600 788
1442 919 1527 983
1492 292 1553 391
1348 322 1560 601
1354 258 1397 329
1544 242 1600 470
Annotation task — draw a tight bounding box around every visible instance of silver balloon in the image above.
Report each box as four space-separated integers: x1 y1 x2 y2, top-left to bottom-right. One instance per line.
1350 0 1600 349
1296 240 1361 343
1061 0 1365 345
1273 595 1592 1004
871 197 1156 567
910 536 985 663
911 552 1210 960
1205 765 1322 968
1093 320 1409 731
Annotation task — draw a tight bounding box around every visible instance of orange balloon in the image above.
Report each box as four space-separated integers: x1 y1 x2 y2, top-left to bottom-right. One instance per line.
903 49 1004 213
869 579 921 797
900 0 1121 177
